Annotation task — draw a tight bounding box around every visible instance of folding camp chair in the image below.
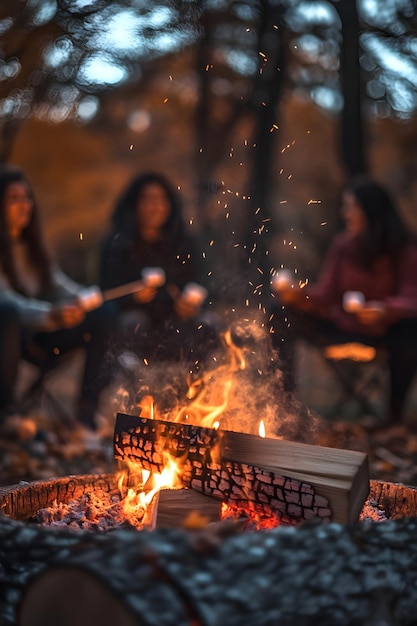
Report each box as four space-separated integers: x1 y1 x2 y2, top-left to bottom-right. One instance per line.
18 350 83 425
320 342 388 421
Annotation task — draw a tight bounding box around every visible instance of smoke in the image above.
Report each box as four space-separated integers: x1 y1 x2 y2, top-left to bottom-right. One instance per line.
106 316 326 446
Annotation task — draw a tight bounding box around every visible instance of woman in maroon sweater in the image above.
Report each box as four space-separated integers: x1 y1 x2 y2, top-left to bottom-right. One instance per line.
269 176 417 426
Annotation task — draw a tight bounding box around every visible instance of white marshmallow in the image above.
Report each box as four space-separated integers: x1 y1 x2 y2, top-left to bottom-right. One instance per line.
78 286 104 311
141 267 166 288
343 291 365 313
182 282 208 306
272 269 293 290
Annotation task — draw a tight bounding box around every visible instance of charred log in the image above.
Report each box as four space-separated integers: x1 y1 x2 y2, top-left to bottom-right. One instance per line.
114 413 370 524
114 414 333 524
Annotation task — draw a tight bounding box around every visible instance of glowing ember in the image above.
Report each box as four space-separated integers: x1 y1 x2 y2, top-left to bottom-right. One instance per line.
221 502 281 530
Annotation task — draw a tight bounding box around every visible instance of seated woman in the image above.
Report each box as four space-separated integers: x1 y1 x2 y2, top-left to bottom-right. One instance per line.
99 172 220 370
0 165 117 431
268 175 417 427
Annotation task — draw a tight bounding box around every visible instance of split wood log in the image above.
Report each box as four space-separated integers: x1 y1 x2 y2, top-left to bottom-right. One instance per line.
114 413 369 524
0 475 417 625
221 429 370 524
154 488 222 529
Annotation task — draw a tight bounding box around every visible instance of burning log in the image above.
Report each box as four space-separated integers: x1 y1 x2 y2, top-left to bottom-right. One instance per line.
114 413 335 525
114 413 369 524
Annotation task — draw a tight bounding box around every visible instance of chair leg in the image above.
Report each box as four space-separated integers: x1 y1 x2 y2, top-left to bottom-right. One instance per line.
18 365 76 426
324 357 386 420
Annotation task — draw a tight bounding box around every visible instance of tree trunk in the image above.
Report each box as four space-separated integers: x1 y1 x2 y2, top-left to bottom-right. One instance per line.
245 0 287 302
334 0 367 176
0 118 22 163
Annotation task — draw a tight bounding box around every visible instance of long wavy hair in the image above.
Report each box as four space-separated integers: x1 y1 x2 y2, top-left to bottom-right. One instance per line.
0 166 52 293
110 172 186 243
344 175 408 266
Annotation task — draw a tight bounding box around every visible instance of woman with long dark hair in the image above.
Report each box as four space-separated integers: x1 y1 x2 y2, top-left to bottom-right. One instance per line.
0 165 116 430
268 175 417 427
99 172 219 368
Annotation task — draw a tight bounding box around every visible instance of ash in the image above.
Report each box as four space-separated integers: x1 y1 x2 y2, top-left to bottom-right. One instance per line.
34 493 388 532
34 489 142 532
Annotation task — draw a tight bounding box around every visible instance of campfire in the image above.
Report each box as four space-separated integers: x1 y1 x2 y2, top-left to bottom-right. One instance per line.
107 326 369 529
2 323 417 625
25 326 371 532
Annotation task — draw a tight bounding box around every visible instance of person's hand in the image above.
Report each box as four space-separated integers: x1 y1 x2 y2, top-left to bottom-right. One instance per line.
274 283 302 306
50 301 86 328
132 285 157 304
174 294 200 320
355 300 387 325
165 283 200 320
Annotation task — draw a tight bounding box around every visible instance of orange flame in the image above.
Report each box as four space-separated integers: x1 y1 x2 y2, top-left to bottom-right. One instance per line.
139 394 155 419
118 456 182 528
171 330 246 430
118 328 254 528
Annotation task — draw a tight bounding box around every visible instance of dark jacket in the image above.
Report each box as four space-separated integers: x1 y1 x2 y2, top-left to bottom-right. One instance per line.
99 230 197 326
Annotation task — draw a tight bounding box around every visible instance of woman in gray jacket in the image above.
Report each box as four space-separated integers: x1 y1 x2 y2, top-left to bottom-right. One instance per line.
0 165 116 430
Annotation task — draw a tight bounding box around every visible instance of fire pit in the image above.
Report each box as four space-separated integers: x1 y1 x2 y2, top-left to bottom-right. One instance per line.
2 472 417 526
2 473 417 626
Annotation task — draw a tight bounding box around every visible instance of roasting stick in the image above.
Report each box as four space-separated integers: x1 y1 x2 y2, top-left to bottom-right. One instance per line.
102 279 208 304
77 267 166 311
77 280 152 312
102 279 147 302
77 268 208 313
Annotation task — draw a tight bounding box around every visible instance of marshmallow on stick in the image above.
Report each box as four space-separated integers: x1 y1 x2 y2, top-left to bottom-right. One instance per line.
271 269 293 291
141 267 166 288
103 267 166 302
343 291 365 313
182 282 208 306
77 286 104 311
77 267 166 312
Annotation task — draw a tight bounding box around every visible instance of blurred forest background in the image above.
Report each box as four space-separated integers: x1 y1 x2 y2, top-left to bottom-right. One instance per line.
1 0 417 310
